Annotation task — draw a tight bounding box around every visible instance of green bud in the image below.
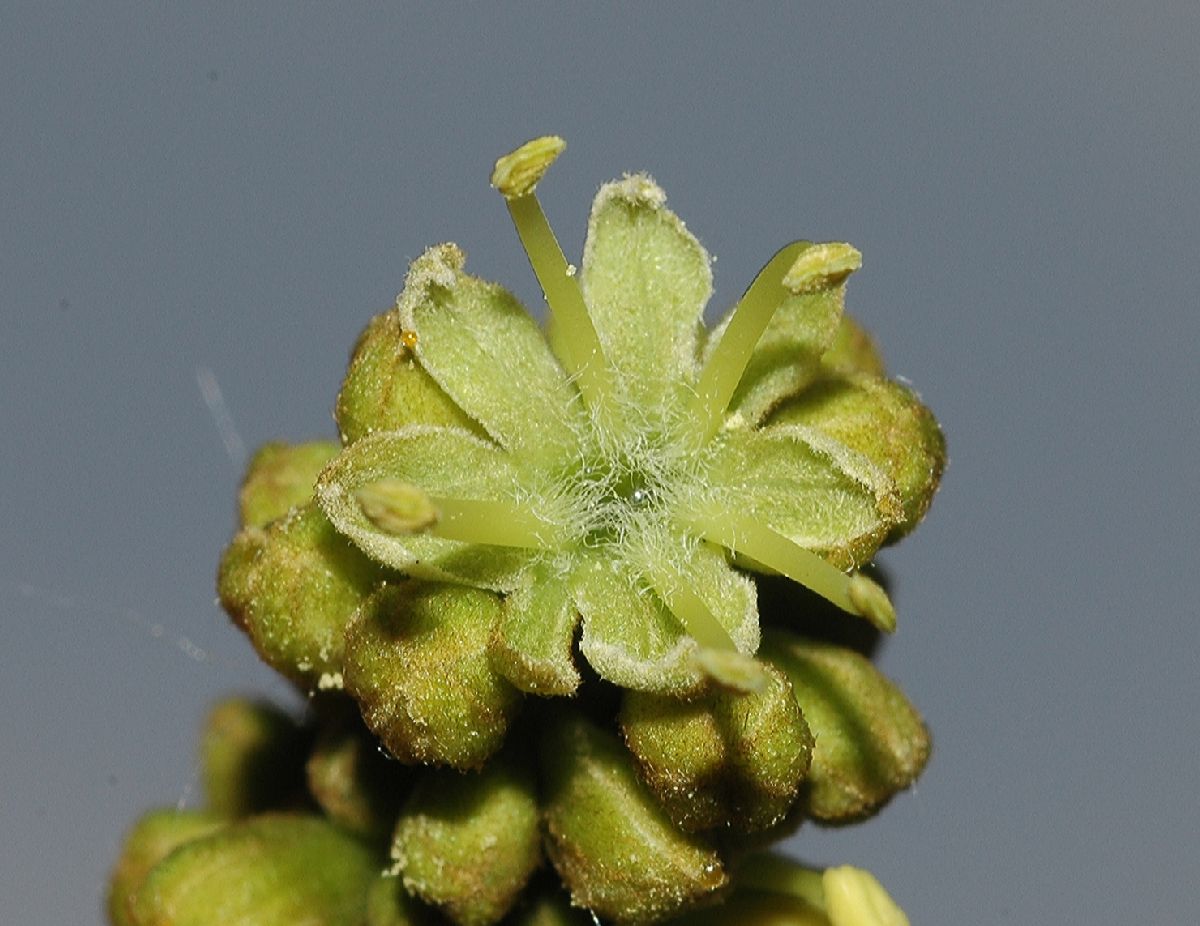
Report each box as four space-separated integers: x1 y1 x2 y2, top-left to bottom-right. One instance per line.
200 697 307 818
366 874 447 926
761 631 930 822
306 700 411 844
503 881 594 926
391 751 541 926
540 709 728 925
217 502 382 688
820 313 886 378
620 662 813 832
107 808 226 926
769 375 945 542
336 308 484 444
238 440 340 529
343 583 522 771
130 814 377 926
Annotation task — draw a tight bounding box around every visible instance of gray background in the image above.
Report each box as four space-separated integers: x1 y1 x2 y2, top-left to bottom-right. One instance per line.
3 3 1197 923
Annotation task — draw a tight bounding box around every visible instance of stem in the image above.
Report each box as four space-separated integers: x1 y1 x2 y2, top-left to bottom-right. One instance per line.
690 241 808 443
505 193 616 414
357 481 556 550
642 558 736 652
681 508 895 631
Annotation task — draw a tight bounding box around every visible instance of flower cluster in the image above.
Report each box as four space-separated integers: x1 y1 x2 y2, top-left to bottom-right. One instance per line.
109 137 943 926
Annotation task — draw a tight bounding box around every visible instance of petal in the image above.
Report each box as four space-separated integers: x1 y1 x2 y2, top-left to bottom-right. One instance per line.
396 244 579 458
713 263 848 428
769 374 945 542
335 308 487 445
696 426 900 570
490 558 582 696
316 425 531 590
574 537 758 695
581 174 711 410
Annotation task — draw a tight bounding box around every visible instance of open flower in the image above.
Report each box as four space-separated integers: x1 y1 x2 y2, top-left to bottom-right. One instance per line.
316 135 943 699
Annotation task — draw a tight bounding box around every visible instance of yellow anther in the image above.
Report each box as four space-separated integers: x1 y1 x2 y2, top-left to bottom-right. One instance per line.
355 480 439 535
847 573 897 633
491 135 566 200
399 328 418 350
783 242 862 294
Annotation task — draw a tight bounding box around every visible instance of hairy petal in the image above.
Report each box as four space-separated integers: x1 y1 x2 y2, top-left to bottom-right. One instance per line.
317 425 534 590
396 243 579 459
581 174 711 412
574 538 757 695
694 426 900 570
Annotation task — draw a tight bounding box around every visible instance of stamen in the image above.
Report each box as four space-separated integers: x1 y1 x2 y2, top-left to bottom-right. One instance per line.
692 648 769 693
641 558 736 652
681 508 896 632
492 137 616 413
690 241 862 444
356 480 555 550
355 480 438 534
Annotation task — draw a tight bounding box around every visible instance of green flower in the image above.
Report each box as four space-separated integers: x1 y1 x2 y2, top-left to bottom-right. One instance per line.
315 135 942 701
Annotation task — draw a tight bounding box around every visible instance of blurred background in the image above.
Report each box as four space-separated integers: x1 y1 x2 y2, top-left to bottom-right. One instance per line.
3 4 1197 922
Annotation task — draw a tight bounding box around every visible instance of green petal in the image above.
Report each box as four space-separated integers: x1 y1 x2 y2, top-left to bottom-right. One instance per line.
391 752 542 926
130 814 377 926
761 631 930 822
396 243 578 458
343 583 522 771
698 426 900 570
317 426 533 590
336 308 486 445
490 558 582 696
217 503 383 687
768 374 945 542
580 174 711 411
573 539 758 695
714 259 849 429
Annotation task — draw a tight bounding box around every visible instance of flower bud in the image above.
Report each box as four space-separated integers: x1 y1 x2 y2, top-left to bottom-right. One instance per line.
107 808 225 926
366 873 444 926
761 631 929 821
129 814 377 926
217 503 382 687
820 314 886 378
620 662 813 832
200 697 308 818
343 583 521 770
540 708 728 924
306 699 411 844
238 440 340 528
390 751 541 926
769 375 944 541
336 308 483 444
